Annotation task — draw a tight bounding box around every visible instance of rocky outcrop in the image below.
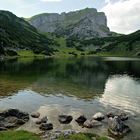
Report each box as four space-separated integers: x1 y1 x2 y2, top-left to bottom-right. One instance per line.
108 116 131 136
0 109 29 130
28 8 110 39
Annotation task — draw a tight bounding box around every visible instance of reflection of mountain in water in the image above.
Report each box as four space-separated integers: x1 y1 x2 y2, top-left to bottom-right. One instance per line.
100 75 140 114
0 57 140 98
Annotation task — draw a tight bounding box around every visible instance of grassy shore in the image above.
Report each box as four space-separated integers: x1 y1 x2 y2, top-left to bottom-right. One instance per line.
0 130 110 140
0 130 41 140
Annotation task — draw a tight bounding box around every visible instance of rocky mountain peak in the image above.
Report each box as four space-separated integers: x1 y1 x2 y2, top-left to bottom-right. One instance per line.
28 8 110 39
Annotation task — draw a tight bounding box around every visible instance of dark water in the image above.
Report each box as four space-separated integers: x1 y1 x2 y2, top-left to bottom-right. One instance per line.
0 57 140 139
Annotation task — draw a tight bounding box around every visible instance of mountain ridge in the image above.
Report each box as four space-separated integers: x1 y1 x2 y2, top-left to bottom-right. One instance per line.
28 8 110 39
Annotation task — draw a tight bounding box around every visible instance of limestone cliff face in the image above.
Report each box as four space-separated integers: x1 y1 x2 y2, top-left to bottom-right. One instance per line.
28 8 110 39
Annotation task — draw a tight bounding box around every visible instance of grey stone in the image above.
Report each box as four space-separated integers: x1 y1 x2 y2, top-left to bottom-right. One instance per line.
31 112 40 118
108 116 131 136
83 120 102 128
41 116 48 123
58 115 73 124
0 109 29 130
92 112 105 121
39 123 53 131
75 115 87 125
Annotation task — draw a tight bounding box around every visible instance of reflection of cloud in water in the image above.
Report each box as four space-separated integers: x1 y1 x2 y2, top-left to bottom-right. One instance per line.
100 75 140 114
103 57 140 61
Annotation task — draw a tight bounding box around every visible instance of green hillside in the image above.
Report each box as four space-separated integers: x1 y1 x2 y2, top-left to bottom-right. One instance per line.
0 10 139 57
0 10 55 57
65 30 140 56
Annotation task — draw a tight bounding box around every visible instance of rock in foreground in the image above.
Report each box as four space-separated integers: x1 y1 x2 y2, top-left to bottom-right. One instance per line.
31 112 40 118
0 109 29 130
92 112 105 121
39 123 53 131
58 115 73 124
83 120 102 128
75 115 87 125
108 116 131 136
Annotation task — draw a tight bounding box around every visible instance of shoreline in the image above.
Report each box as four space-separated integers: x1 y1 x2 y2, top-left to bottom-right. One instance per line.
0 54 140 61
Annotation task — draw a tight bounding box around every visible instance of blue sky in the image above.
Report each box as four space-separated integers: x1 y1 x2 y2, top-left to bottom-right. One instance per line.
0 0 106 17
0 0 140 34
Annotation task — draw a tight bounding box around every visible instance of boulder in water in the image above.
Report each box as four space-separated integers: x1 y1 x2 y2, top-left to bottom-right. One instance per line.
0 109 29 130
31 112 40 118
39 123 53 131
83 119 102 128
58 115 73 124
92 112 105 121
108 116 131 136
75 115 87 125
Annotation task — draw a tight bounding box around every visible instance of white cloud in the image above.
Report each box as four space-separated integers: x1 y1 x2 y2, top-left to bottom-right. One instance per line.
41 0 62 2
101 0 140 34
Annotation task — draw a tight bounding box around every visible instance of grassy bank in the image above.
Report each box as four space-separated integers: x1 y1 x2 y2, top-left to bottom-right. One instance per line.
17 50 45 57
0 130 41 140
0 131 109 140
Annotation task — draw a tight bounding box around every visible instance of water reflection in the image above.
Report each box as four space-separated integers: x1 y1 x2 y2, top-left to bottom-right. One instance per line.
0 57 140 140
0 57 140 98
100 75 140 114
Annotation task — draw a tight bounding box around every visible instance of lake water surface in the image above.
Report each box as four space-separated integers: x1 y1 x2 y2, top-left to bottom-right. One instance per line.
0 57 140 140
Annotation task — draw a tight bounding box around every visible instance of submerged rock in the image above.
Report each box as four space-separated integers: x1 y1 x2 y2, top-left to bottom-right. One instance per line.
75 115 87 125
58 115 73 124
83 119 102 128
108 116 131 136
31 112 40 118
39 123 53 131
92 112 105 121
0 109 29 130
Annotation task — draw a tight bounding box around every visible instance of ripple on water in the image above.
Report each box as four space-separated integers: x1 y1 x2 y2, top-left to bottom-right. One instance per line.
99 74 140 115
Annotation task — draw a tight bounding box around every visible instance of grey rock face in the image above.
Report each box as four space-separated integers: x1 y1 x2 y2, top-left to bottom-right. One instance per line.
28 8 110 39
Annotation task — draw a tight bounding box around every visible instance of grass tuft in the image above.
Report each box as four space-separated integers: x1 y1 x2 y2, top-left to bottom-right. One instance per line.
0 130 41 140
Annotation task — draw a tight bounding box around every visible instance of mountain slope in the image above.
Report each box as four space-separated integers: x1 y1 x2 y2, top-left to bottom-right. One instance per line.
0 10 54 57
28 8 110 39
66 30 140 56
